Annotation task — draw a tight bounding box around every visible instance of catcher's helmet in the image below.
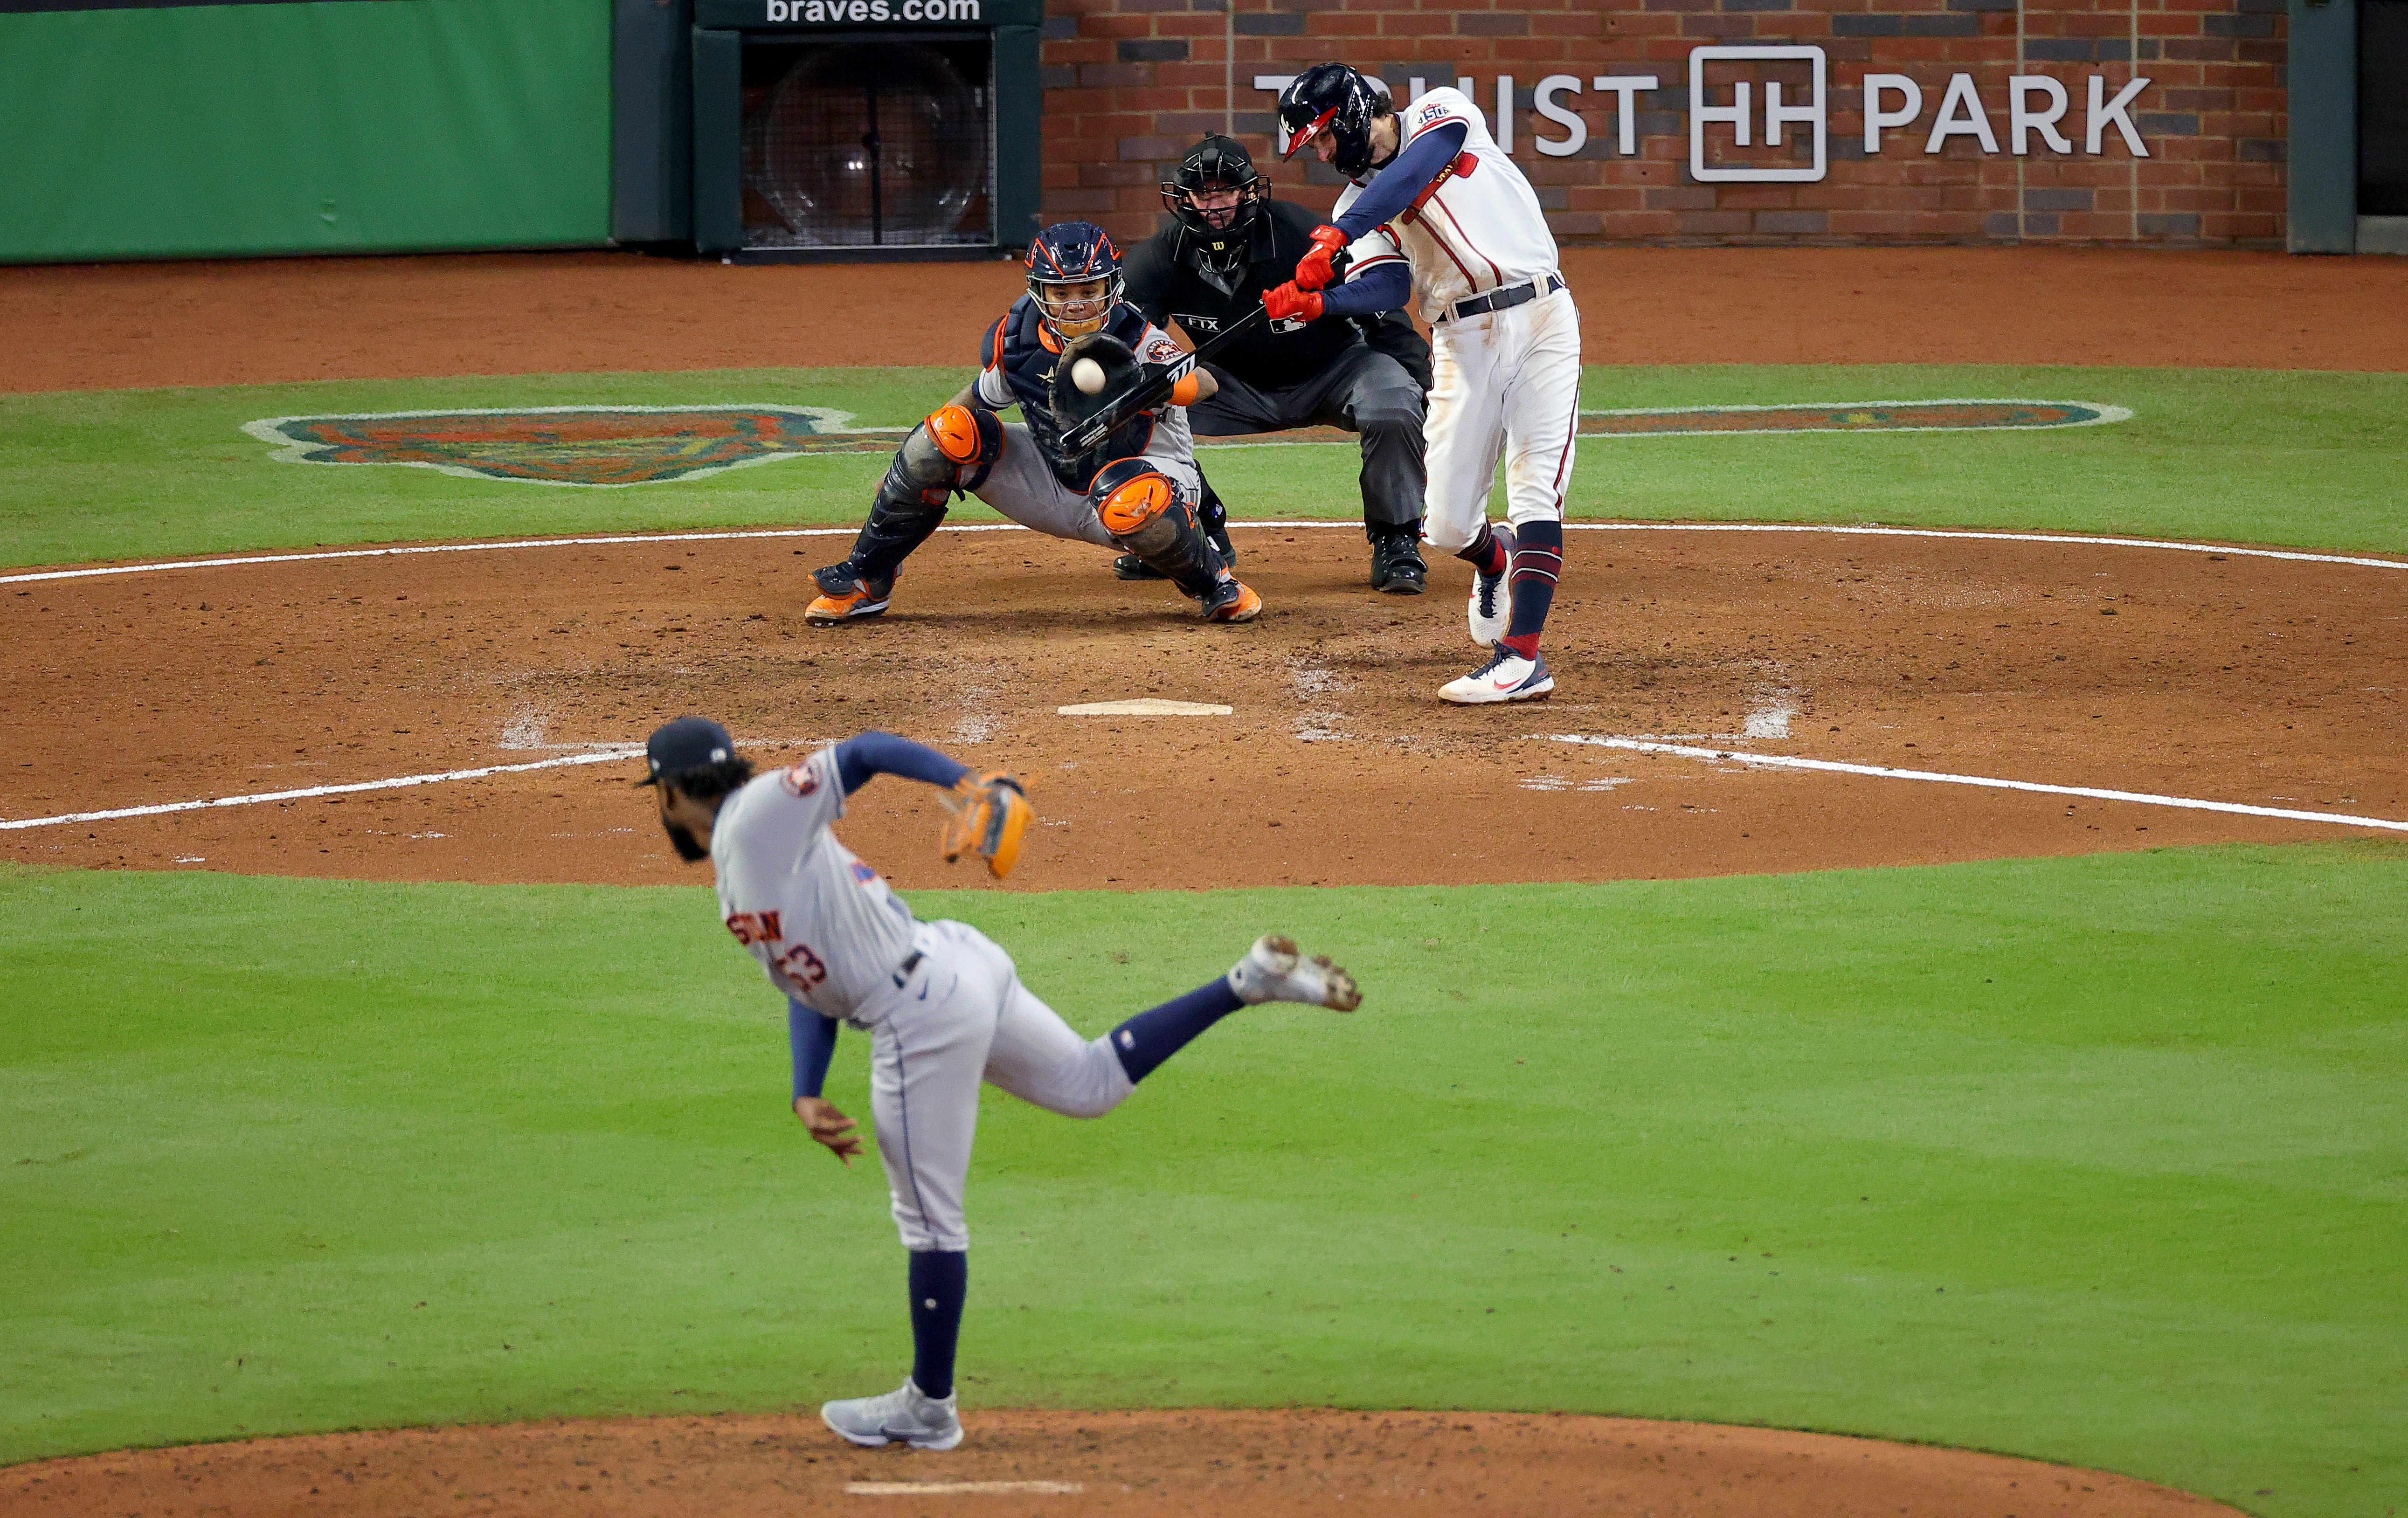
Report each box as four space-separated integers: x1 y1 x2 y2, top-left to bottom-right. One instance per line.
1278 63 1386 179
1160 135 1265 267
1026 221 1123 340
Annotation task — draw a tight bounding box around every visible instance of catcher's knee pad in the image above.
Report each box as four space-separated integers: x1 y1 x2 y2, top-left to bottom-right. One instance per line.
1093 459 1215 594
1091 457 1181 538
923 403 1004 481
896 406 1004 499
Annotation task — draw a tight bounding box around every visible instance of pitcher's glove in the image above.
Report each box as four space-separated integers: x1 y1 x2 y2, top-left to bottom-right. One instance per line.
939 772 1031 879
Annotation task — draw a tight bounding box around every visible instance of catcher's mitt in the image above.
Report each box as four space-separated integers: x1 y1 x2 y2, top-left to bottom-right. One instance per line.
939 771 1032 880
1049 332 1151 480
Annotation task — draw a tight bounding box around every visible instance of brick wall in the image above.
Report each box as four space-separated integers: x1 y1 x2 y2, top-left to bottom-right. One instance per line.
1035 0 2286 247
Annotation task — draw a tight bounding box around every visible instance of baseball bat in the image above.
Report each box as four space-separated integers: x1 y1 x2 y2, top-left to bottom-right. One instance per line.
1061 250 1350 455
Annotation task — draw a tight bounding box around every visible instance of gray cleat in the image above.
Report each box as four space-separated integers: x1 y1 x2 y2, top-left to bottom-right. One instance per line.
821 1379 964 1451
1226 933 1362 1011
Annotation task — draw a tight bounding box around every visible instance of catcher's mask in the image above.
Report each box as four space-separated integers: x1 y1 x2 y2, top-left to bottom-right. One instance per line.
1027 221 1124 340
1277 62 1388 179
1161 135 1265 271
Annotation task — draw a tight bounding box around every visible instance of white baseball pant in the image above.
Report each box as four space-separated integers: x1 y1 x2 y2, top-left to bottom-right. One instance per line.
1420 286 1584 551
861 918 1134 1252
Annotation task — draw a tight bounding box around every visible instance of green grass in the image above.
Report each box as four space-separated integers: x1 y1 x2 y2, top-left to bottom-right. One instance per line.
2 365 2402 568
5 846 2405 1514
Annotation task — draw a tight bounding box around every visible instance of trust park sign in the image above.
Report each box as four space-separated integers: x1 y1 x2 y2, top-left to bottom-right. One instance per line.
1255 50 2152 183
1679 46 2150 180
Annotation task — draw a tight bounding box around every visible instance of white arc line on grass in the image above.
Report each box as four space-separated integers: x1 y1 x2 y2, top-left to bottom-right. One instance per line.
1541 735 2408 834
0 750 639 831
4 521 2402 586
844 1481 1085 1496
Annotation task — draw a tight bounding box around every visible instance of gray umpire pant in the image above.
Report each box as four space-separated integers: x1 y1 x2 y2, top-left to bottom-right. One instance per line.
1188 343 1427 532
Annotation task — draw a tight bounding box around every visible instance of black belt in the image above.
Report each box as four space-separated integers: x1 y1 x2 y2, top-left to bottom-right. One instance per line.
1441 272 1565 323
892 949 923 987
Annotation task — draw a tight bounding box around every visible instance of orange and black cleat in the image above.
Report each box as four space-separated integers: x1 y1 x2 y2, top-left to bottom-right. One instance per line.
1202 577 1262 624
804 565 894 627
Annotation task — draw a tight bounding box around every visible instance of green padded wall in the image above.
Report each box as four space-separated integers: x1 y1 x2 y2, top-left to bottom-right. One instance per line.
0 0 612 263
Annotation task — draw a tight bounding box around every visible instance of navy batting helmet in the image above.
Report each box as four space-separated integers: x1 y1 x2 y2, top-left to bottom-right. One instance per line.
1026 221 1123 340
1277 63 1387 179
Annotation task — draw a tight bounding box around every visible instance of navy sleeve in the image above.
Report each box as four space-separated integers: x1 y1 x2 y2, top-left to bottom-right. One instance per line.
1317 262 1412 317
832 730 974 796
1333 121 1469 240
790 997 839 1100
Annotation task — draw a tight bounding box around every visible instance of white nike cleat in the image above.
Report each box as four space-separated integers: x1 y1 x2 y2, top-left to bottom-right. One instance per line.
1440 649 1555 705
1227 933 1362 1012
821 1379 964 1451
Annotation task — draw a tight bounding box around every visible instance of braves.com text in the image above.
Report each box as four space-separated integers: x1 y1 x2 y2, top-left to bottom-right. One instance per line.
762 0 979 21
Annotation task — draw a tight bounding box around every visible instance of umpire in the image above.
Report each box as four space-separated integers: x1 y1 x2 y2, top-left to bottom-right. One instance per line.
1119 135 1434 593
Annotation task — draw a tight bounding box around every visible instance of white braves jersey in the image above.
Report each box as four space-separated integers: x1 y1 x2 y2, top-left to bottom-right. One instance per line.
1337 88 1560 325
709 745 919 1024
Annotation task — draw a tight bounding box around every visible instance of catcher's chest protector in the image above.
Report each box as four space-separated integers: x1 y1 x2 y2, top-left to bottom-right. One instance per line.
990 296 1156 487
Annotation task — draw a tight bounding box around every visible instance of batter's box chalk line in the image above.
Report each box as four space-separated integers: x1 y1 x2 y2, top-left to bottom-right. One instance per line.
6 520 2402 588
1541 735 2408 835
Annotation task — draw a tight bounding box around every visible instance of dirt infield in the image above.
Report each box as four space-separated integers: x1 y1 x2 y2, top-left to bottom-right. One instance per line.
1 1408 2253 1518
7 247 2401 1516
5 244 2406 394
6 526 2401 886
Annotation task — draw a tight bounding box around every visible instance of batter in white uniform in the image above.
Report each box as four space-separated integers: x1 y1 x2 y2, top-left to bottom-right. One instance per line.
1274 64 1581 704
639 717 1362 1452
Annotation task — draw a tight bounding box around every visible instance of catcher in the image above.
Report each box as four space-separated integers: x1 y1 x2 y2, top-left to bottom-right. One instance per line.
639 717 1363 1451
805 220 1263 626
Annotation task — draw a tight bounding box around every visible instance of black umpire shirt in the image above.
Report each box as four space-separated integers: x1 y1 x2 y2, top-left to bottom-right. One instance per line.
1121 198 1432 394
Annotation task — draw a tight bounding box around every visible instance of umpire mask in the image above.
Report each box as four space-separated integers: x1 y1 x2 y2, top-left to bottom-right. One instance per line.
1161 135 1265 278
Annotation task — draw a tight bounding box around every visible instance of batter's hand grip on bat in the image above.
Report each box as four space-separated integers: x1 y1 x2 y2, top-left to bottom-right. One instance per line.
1293 224 1350 292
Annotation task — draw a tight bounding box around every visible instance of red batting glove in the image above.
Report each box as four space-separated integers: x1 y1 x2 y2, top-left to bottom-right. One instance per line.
1263 281 1325 323
1292 225 1349 292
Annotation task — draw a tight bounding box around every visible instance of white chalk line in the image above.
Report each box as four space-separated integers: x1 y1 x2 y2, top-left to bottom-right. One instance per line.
1543 735 2408 834
844 1481 1085 1496
0 750 639 832
4 521 2402 586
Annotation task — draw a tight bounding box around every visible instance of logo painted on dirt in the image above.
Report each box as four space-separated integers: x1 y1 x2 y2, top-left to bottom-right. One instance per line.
1225 400 2134 448
246 399 2130 484
242 406 872 488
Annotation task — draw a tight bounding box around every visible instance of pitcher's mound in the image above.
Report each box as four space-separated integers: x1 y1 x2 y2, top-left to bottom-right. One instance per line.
4 1408 2247 1516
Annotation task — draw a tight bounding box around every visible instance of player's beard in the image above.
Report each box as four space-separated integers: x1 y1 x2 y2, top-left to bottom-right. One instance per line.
661 817 709 862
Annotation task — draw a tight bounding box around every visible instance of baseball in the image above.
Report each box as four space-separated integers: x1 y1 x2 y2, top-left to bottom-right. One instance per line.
1071 357 1107 395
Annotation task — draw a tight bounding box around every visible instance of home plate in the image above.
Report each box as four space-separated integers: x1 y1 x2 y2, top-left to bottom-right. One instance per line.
1057 699 1232 717
844 1480 1085 1495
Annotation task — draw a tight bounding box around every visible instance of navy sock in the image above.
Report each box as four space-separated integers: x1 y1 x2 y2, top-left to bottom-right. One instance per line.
1500 519 1563 659
907 1249 967 1400
1107 979 1243 1083
1454 520 1511 577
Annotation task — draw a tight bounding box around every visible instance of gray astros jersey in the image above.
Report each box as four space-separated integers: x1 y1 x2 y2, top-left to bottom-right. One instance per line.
711 745 917 1023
